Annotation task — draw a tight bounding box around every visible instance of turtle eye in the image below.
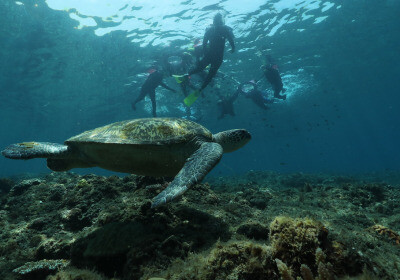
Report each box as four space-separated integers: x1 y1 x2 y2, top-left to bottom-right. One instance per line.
236 130 251 141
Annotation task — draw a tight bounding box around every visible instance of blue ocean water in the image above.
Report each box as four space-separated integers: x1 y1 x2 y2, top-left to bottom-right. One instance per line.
0 0 399 177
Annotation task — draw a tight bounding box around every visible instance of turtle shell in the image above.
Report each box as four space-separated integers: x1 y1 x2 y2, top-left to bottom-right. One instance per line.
66 118 212 145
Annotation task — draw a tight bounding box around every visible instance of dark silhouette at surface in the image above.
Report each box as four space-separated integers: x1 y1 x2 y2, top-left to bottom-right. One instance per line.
240 81 274 110
131 70 176 117
262 56 286 100
217 88 240 119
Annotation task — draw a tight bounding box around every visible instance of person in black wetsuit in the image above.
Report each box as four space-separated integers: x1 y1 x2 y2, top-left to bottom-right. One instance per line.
187 13 235 93
131 69 176 117
262 55 286 100
217 87 240 119
239 81 274 110
188 40 208 86
164 52 195 98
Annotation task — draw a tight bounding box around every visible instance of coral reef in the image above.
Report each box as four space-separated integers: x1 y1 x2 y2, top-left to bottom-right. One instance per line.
13 259 70 279
159 216 363 280
237 222 269 240
269 216 329 272
0 171 400 279
0 177 14 194
46 267 108 280
369 224 400 245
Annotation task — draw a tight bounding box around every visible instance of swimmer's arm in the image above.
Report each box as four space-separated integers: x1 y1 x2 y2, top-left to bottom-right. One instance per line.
203 28 211 52
160 82 176 92
227 27 235 52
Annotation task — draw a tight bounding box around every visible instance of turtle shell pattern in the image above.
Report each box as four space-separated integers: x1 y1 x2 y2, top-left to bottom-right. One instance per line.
66 118 212 145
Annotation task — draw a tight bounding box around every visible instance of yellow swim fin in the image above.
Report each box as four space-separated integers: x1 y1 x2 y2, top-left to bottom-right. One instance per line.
184 90 201 106
173 74 188 84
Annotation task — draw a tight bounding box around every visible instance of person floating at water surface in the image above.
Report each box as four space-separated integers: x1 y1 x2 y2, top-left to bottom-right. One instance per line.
216 87 240 120
131 68 176 117
164 51 197 117
239 81 274 110
261 55 286 100
164 51 196 98
177 13 235 106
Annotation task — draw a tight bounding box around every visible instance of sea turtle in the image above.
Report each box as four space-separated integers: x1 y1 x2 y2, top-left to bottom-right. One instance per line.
2 118 251 207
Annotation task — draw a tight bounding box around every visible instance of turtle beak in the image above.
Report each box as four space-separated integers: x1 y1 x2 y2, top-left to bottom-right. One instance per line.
243 130 251 141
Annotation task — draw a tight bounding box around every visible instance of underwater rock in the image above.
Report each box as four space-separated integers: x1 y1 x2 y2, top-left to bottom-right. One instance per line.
70 221 165 277
36 237 74 260
206 241 273 280
167 241 274 280
134 175 170 188
70 205 231 278
13 259 70 279
172 206 231 249
280 173 312 189
269 216 328 271
369 224 400 245
162 216 366 280
249 197 268 209
47 267 108 280
0 177 14 194
275 248 336 280
48 184 67 201
27 217 49 231
0 171 398 279
237 222 269 240
275 258 294 280
241 188 272 210
269 216 365 278
60 207 91 231
160 235 190 257
10 178 42 195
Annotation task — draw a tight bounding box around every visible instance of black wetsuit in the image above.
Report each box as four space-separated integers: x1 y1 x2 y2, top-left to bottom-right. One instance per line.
217 88 240 119
189 24 235 91
240 82 273 110
165 53 195 97
193 44 203 64
132 70 175 117
264 65 285 99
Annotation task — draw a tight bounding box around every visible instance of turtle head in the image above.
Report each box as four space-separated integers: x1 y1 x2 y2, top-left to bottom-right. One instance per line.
213 129 251 153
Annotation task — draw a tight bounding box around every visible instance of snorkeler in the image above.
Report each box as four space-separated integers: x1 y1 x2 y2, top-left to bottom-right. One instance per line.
177 13 235 106
217 87 240 119
239 81 274 110
261 55 286 100
164 52 196 98
131 68 176 117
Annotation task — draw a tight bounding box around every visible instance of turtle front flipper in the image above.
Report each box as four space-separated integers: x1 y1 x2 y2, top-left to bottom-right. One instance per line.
2 142 69 159
151 142 223 208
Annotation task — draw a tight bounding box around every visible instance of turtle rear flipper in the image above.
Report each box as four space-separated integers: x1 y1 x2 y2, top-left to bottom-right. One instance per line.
1 142 69 159
151 142 223 208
